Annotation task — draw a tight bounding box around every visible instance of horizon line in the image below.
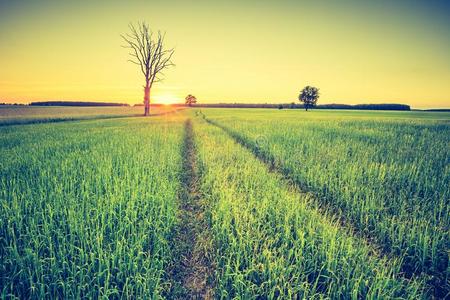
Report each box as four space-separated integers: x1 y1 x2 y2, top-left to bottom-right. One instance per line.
1 100 449 110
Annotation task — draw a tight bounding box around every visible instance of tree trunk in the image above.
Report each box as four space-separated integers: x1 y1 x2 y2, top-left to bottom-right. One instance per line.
144 85 150 116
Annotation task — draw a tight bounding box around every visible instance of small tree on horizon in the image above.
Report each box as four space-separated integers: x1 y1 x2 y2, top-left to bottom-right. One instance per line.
185 94 197 106
122 22 175 116
299 86 319 111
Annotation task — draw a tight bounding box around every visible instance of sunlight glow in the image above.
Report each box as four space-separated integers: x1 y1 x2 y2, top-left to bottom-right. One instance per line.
0 1 449 108
152 94 182 105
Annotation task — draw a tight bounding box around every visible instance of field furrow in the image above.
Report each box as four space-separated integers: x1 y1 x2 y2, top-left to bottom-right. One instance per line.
165 119 215 299
200 108 449 297
194 114 426 299
1 107 448 299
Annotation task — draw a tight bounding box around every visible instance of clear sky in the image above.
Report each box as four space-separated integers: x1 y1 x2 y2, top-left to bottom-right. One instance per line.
0 0 449 108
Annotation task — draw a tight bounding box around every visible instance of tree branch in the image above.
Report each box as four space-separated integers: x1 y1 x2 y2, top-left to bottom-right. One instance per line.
121 22 175 87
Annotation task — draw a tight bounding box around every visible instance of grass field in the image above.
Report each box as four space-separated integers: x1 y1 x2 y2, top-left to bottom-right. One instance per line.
0 113 186 298
0 107 448 298
0 106 180 126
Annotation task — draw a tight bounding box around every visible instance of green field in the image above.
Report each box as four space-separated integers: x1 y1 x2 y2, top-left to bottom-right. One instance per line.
0 107 448 298
0 106 180 126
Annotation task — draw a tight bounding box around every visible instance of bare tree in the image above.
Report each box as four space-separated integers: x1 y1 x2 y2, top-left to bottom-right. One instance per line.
122 22 175 116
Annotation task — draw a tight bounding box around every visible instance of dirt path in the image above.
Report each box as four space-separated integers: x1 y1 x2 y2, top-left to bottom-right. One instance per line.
167 119 214 299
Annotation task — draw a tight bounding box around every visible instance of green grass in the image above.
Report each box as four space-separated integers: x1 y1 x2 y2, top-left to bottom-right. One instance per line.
0 115 185 298
0 105 179 126
200 108 449 296
194 114 425 298
0 108 447 298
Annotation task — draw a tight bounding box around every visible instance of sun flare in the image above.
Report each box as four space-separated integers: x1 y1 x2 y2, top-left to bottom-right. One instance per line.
153 94 181 105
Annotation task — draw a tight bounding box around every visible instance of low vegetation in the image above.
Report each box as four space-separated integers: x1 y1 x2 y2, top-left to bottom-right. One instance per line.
195 115 425 298
1 108 448 298
0 116 184 298
0 106 180 126
201 108 450 297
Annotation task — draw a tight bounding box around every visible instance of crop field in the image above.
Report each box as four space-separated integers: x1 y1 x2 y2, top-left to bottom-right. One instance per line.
0 108 449 299
0 106 180 126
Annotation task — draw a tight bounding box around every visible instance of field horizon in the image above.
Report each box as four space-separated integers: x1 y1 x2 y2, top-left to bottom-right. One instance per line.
1 0 449 298
2 101 449 111
1 107 448 298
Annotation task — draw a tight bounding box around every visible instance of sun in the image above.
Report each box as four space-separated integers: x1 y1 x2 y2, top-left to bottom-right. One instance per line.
153 94 181 105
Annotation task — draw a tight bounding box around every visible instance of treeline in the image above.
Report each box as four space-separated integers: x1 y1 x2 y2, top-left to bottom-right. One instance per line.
8 101 412 111
29 101 130 107
316 103 411 110
424 108 450 112
193 103 411 111
0 103 26 106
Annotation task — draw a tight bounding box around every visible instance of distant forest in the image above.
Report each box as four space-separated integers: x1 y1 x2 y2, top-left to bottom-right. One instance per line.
193 103 412 111
1 101 426 111
29 101 130 107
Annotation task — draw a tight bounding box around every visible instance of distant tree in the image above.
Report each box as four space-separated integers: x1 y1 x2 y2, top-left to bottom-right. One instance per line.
278 104 284 109
299 86 319 111
290 102 296 109
185 94 197 106
122 22 175 116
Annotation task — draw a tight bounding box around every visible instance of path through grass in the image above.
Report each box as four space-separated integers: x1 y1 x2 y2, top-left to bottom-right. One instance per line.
166 119 214 298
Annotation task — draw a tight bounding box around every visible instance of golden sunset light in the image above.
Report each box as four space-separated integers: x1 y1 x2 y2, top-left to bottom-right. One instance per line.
153 94 183 105
1 2 449 298
0 0 449 108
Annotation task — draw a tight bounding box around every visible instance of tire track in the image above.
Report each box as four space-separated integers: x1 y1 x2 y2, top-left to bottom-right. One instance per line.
197 111 440 298
166 118 214 299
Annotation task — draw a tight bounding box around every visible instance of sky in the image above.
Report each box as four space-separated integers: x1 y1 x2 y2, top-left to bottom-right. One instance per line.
0 0 449 108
